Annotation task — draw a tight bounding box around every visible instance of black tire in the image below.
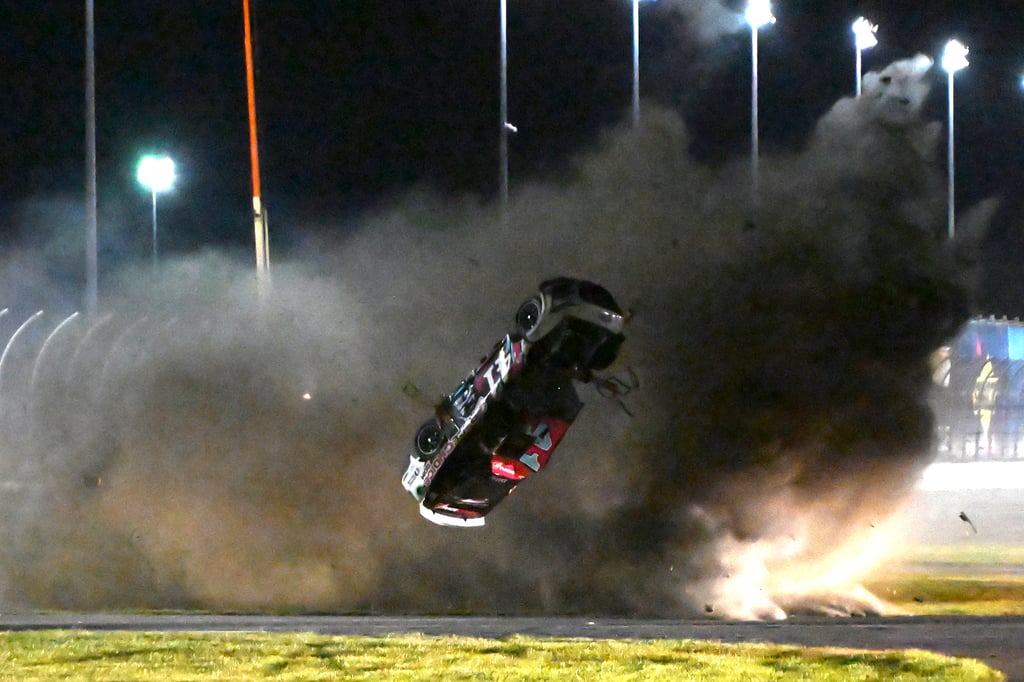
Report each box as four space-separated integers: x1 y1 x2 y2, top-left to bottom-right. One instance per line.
414 420 444 460
515 298 542 337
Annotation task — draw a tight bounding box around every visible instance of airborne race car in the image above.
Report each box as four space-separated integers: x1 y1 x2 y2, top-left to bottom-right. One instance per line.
401 277 627 527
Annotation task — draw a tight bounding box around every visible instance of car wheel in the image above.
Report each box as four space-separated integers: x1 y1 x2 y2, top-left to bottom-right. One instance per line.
515 297 543 337
414 420 444 460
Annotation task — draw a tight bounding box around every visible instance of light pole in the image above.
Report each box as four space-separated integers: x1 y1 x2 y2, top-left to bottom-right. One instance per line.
495 0 516 206
745 0 775 207
852 17 878 97
84 0 98 315
136 155 175 265
498 0 517 207
243 0 270 282
632 0 640 126
630 0 656 126
626 0 634 124
941 39 969 240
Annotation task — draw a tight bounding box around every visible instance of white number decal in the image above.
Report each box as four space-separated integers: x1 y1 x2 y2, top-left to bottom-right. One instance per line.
484 344 513 394
530 423 552 452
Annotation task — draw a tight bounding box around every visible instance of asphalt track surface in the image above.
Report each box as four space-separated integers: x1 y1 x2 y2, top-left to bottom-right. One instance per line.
0 614 1020 680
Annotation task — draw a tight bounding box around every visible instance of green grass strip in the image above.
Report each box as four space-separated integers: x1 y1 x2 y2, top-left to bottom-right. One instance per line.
868 573 1024 616
892 545 1024 566
0 631 1003 681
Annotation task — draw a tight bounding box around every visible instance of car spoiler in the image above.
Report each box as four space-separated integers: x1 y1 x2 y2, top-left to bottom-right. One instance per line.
419 503 486 528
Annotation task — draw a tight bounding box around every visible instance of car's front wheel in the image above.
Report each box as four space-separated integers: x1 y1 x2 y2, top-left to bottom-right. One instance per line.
414 420 444 460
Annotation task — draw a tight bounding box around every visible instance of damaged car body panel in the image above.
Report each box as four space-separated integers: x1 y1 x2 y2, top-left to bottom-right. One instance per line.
401 277 627 528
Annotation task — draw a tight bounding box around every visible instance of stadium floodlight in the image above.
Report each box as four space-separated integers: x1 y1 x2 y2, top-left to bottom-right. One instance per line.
746 0 775 207
941 39 969 239
852 17 878 97
744 0 775 29
941 38 970 74
136 154 176 264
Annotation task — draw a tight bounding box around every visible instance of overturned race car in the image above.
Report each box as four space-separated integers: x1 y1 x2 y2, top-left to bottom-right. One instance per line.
401 277 627 527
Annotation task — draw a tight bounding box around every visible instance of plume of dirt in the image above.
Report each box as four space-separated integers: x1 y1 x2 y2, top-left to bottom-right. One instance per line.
0 57 986 617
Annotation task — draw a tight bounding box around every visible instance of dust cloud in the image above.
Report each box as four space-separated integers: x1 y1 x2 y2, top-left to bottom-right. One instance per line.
0 57 990 617
651 0 746 46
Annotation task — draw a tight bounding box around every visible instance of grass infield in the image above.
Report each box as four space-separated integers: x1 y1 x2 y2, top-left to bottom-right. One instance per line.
871 544 1024 616
0 546 1014 680
0 630 1003 681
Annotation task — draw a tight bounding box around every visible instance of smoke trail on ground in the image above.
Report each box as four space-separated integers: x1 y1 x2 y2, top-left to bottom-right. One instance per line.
0 57 990 616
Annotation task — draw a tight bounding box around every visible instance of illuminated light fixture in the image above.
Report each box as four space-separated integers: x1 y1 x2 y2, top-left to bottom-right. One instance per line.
941 38 970 74
744 0 775 29
852 16 878 97
941 39 969 240
136 154 175 193
852 16 878 50
136 154 176 264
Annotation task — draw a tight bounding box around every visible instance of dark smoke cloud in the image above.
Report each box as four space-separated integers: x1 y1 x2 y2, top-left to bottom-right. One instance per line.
0 57 990 617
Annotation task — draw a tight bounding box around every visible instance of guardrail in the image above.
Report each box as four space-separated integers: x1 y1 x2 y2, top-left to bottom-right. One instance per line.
934 410 1024 461
4 308 1024 463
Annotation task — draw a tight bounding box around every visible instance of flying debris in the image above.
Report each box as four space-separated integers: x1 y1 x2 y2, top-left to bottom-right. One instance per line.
959 511 978 534
401 278 627 527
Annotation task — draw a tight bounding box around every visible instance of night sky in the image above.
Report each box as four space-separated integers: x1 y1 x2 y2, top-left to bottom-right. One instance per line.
2 1 1023 311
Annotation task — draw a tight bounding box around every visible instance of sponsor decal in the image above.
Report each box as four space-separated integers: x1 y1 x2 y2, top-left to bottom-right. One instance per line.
413 335 533 498
519 417 571 471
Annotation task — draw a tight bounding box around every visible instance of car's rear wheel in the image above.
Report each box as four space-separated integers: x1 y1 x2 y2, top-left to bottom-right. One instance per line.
414 420 444 460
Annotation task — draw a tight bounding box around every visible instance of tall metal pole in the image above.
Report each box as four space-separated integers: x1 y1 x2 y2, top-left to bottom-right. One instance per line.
84 0 98 315
852 17 877 99
243 0 270 281
632 0 640 127
745 1 774 209
947 70 956 239
137 154 174 260
499 0 509 206
940 38 968 240
750 25 760 207
855 47 862 97
151 188 158 266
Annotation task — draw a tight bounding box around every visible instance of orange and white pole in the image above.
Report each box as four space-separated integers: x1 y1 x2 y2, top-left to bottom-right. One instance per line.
243 0 270 280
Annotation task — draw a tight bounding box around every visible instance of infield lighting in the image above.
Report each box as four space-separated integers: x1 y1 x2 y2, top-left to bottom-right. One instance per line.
744 0 774 29
745 0 775 207
941 39 969 240
852 17 878 97
136 154 176 265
